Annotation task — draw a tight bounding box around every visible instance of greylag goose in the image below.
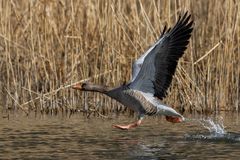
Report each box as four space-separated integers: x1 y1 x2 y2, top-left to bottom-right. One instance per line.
72 12 193 130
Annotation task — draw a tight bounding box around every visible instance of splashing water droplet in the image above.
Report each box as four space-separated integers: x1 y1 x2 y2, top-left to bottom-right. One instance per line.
199 117 226 135
185 117 240 142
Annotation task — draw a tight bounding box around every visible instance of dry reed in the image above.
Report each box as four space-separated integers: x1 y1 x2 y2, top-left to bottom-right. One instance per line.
0 0 239 116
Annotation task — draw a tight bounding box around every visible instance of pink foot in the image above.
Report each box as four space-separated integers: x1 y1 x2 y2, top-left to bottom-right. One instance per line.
112 124 131 130
112 119 142 130
166 116 184 123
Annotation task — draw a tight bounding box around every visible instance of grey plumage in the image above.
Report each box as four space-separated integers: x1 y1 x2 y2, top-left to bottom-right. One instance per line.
130 12 193 100
76 12 193 121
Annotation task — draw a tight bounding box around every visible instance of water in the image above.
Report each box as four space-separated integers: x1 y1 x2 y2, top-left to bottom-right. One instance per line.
185 116 240 144
0 113 240 159
199 117 226 134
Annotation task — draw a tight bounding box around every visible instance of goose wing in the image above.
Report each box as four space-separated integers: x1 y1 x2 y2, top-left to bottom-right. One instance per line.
131 26 168 82
129 12 193 100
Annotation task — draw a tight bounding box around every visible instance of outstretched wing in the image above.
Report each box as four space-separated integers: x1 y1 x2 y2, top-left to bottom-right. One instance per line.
131 26 168 82
129 12 193 100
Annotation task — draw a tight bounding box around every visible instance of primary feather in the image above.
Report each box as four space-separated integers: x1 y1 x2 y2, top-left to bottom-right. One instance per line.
130 12 193 100
73 12 194 128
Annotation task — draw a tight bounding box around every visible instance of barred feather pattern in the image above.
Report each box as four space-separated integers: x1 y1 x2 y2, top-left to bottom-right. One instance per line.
123 89 158 116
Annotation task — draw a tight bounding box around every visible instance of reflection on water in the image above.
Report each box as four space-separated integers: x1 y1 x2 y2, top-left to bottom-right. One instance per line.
0 113 240 159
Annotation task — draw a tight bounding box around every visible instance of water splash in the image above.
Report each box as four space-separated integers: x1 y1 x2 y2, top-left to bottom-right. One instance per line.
185 116 240 142
184 116 226 135
199 117 226 135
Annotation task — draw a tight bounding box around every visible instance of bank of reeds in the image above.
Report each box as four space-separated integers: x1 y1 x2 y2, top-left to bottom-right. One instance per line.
0 0 239 116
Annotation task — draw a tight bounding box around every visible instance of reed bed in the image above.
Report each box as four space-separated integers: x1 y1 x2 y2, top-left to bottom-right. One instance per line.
0 0 239 116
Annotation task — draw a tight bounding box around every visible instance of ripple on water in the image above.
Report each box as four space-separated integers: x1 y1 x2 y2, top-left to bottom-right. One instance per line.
185 132 240 143
184 116 240 143
0 113 240 159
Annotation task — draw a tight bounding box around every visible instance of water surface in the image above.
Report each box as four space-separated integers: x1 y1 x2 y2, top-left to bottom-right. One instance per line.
0 112 239 159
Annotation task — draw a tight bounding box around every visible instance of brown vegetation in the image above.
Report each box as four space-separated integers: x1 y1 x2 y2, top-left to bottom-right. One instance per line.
0 0 239 116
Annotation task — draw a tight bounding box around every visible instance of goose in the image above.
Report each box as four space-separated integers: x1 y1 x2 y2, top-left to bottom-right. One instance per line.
72 12 193 130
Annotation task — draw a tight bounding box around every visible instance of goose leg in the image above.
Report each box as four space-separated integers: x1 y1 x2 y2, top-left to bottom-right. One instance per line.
113 119 142 130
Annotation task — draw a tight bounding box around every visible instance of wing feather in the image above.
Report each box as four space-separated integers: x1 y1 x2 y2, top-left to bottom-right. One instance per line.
129 12 193 99
131 26 169 82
